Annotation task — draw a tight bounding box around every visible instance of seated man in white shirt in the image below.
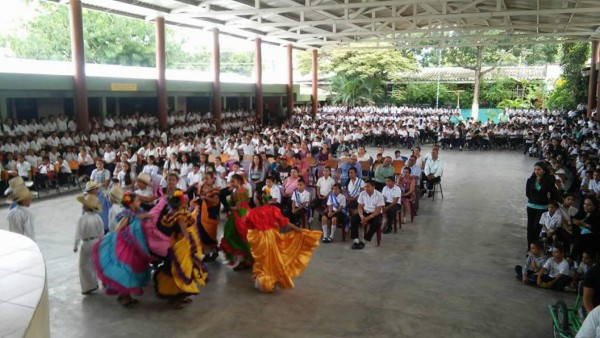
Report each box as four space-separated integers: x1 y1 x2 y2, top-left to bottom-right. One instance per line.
350 179 385 250
422 145 443 197
321 183 346 243
381 176 402 234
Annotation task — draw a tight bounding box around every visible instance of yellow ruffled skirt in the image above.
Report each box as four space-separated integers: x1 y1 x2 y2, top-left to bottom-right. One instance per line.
248 229 321 293
154 226 209 298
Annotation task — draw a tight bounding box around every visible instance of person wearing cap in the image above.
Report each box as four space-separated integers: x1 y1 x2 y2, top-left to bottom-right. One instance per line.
74 194 104 294
84 181 112 234
134 173 157 210
6 186 35 241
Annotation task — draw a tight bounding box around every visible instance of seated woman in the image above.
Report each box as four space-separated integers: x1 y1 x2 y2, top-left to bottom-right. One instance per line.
397 166 416 223
246 192 321 293
93 193 153 308
572 197 600 261
154 191 209 309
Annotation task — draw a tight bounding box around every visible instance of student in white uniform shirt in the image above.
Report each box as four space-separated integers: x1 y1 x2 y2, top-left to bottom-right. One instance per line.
321 183 347 243
346 167 365 213
6 187 35 241
312 166 336 212
142 156 160 177
350 180 385 250
187 163 203 189
290 179 310 228
73 194 104 294
263 176 281 206
381 176 402 234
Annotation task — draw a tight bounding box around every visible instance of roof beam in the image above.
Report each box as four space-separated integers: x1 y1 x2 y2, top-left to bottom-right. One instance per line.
327 38 588 50
223 7 600 28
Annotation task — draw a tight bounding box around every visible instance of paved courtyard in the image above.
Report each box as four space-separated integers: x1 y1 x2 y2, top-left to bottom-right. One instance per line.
0 149 573 337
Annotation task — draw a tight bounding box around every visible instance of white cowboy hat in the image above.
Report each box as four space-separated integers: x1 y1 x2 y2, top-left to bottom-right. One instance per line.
137 173 152 186
108 185 124 202
11 186 32 203
4 176 34 196
76 194 102 212
84 181 102 193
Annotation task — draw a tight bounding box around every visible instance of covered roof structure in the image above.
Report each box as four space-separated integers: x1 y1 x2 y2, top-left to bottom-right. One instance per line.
46 0 600 50
396 65 563 84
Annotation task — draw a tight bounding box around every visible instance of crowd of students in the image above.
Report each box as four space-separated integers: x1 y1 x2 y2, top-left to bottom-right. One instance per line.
515 105 600 331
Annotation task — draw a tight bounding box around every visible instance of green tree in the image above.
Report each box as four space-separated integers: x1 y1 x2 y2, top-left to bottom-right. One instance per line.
559 42 590 105
1 1 191 67
221 51 255 76
330 74 383 106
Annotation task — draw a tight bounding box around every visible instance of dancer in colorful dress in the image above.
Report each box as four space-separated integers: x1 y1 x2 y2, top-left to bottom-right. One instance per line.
93 193 153 307
220 174 253 270
154 190 208 309
191 172 221 262
246 193 322 293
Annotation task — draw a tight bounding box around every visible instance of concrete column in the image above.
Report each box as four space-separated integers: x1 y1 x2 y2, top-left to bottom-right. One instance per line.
255 38 263 125
250 96 253 111
176 96 187 113
115 98 120 117
587 41 599 117
100 97 107 118
287 44 294 118
0 97 7 119
156 17 168 130
68 0 89 135
595 41 600 119
212 28 222 131
311 49 318 117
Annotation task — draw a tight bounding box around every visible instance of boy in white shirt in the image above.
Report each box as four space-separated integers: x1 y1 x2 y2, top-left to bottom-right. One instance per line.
539 201 562 248
263 176 281 206
321 183 346 243
290 178 310 228
381 176 402 234
73 194 104 294
536 246 571 291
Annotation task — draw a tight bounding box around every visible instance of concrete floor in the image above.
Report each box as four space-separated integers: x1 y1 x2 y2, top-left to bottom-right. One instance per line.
0 149 574 338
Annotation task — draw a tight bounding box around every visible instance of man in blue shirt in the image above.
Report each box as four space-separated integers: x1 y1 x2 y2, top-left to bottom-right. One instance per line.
339 155 362 188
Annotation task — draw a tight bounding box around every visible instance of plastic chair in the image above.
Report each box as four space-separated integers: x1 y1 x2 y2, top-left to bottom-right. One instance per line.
432 181 444 201
363 220 382 246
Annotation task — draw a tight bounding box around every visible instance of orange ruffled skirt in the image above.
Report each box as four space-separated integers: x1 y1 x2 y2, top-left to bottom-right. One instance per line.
248 228 321 293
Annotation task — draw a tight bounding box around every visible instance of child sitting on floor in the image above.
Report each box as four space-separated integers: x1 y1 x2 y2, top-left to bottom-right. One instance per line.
515 240 547 284
536 246 572 291
567 252 593 292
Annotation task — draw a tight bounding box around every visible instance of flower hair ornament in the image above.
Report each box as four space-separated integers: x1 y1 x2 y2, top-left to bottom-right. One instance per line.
121 192 135 209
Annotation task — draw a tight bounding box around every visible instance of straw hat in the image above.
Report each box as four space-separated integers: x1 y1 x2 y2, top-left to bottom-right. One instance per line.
4 176 34 196
11 186 32 203
84 181 102 193
137 173 151 186
108 185 124 202
76 194 102 212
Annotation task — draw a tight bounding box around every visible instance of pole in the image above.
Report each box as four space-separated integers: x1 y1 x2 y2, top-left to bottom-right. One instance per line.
212 28 222 131
156 17 168 131
255 38 263 125
287 44 294 118
311 49 318 117
68 0 89 135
